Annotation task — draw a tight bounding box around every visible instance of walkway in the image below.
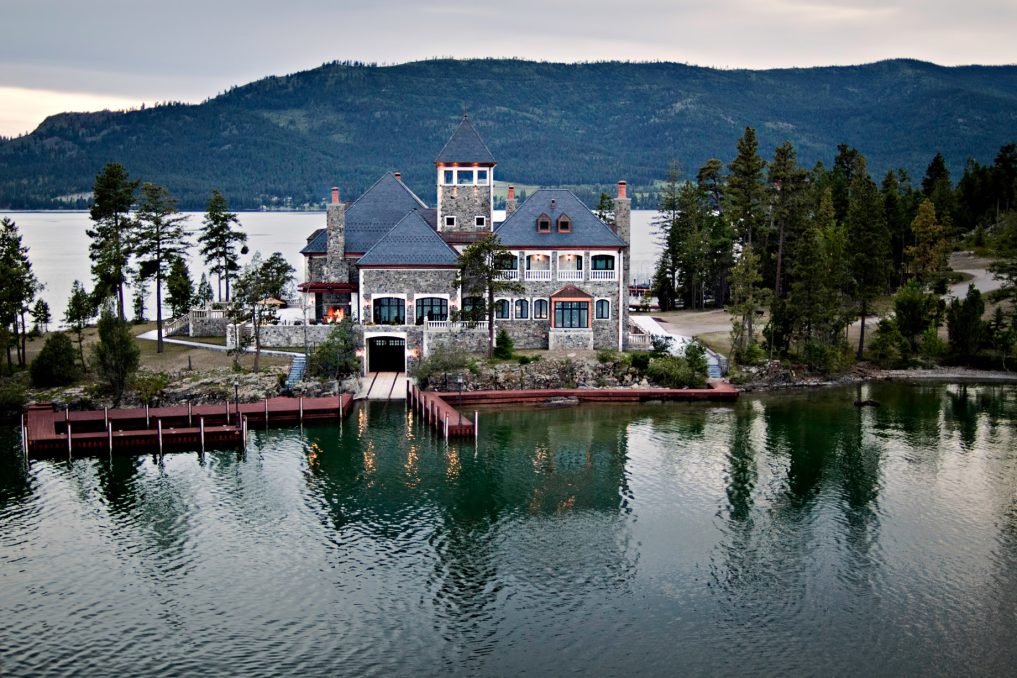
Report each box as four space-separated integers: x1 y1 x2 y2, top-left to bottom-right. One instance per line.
630 315 724 378
136 329 302 357
356 372 409 400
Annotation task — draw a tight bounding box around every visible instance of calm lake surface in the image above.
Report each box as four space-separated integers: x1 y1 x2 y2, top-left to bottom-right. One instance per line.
2 382 1016 676
0 210 660 323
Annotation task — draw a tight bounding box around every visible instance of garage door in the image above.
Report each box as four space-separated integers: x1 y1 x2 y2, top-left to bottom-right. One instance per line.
367 337 405 372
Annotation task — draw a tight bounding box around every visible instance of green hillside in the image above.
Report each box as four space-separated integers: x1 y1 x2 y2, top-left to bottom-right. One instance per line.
2 58 1016 209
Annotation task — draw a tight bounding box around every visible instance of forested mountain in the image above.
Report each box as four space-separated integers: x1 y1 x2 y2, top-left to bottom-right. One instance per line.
2 58 1017 210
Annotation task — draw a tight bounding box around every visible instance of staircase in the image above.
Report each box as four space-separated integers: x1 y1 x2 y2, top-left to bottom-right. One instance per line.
285 355 307 388
705 349 725 379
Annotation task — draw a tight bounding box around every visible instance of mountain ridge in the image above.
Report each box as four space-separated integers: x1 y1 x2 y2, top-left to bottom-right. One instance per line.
2 58 1016 209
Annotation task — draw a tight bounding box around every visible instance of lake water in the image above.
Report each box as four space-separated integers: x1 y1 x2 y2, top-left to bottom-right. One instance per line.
2 382 1016 675
0 210 660 324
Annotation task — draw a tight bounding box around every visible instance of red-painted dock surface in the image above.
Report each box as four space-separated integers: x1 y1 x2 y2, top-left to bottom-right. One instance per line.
407 384 476 439
24 394 354 458
435 381 739 406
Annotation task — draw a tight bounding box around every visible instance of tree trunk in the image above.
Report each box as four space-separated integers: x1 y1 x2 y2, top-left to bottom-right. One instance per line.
487 286 495 358
252 304 261 373
857 299 868 360
19 310 28 367
224 258 231 302
217 272 223 302
774 220 786 299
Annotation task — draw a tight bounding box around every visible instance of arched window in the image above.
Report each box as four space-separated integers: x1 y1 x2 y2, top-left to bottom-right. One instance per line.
515 299 529 319
596 299 611 319
373 297 405 325
415 297 448 325
533 299 549 319
557 213 571 233
494 299 511 319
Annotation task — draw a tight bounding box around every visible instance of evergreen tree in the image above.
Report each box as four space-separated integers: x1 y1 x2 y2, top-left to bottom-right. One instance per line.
696 158 725 211
921 152 956 233
906 198 950 288
882 170 910 286
453 234 525 357
91 306 140 406
729 245 768 359
132 279 149 324
31 299 50 333
651 163 683 311
64 280 95 369
946 284 985 363
166 257 195 318
259 252 296 300
133 182 190 352
87 163 138 319
846 156 891 359
198 190 247 301
989 211 1017 305
231 252 296 373
196 272 214 305
788 188 836 348
0 217 39 369
766 141 809 300
308 317 360 380
30 333 80 387
725 128 767 246
594 192 614 224
830 144 860 224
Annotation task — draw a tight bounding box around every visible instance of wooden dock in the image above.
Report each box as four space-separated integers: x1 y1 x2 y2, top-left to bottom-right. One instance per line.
445 381 739 406
407 383 476 439
23 394 354 458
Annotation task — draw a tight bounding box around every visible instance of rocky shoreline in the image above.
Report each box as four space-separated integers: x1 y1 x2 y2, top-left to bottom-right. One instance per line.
734 362 1017 393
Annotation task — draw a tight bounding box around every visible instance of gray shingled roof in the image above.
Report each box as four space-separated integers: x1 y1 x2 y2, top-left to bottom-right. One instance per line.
494 189 627 248
300 228 327 255
346 172 429 253
435 115 496 165
357 211 461 267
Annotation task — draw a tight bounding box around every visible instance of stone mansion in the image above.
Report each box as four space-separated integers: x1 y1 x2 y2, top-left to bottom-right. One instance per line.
297 115 631 373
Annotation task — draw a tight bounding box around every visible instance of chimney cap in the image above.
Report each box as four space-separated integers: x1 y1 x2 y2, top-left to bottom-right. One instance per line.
617 180 628 200
330 186 340 204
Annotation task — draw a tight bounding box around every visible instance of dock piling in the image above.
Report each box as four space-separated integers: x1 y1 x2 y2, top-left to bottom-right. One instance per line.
299 397 304 422
108 423 113 457
104 406 108 428
474 412 478 444
225 401 230 424
145 404 150 428
188 403 192 426
199 417 205 452
67 423 72 459
157 419 163 456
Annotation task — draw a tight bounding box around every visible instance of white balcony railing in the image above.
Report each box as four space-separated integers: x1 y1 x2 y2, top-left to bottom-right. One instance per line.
557 270 584 281
495 270 519 281
425 320 489 332
525 270 552 281
589 270 617 281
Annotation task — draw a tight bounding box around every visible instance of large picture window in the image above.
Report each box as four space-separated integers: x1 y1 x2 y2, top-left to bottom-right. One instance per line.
373 297 405 325
533 299 549 319
554 301 589 328
415 297 448 324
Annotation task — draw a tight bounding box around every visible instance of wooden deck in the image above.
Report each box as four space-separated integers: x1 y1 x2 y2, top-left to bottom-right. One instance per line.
23 394 354 458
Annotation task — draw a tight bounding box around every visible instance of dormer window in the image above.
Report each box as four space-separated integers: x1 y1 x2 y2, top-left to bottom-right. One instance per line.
537 213 551 233
557 214 572 233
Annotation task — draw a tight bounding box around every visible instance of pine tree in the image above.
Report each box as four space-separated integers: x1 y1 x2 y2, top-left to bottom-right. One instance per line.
729 245 769 359
87 163 138 320
921 152 956 234
31 299 50 333
91 306 140 406
651 162 682 311
453 234 525 357
64 280 96 369
133 182 190 352
0 217 39 369
725 128 767 247
595 192 614 224
166 257 195 318
906 198 949 288
196 273 214 305
198 190 247 301
847 156 891 359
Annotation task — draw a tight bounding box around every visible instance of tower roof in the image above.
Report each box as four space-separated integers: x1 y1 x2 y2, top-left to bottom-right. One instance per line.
435 114 496 165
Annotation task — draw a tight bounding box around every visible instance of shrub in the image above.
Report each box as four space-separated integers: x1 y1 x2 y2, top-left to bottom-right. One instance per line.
683 342 708 376
801 340 848 374
132 371 171 405
626 352 652 371
597 349 619 364
493 328 514 359
646 355 707 389
517 355 532 365
307 317 360 380
650 335 674 355
866 317 908 368
410 344 474 389
91 308 140 406
30 332 81 387
735 341 766 366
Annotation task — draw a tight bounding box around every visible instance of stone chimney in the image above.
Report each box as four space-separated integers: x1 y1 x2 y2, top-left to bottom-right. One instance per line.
505 185 517 216
614 181 630 244
325 186 348 282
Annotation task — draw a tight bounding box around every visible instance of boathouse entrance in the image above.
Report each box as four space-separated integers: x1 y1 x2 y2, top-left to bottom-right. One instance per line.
367 336 406 372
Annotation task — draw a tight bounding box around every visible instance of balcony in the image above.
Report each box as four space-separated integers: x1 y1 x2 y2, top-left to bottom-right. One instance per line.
495 270 519 281
525 270 552 281
589 270 617 281
557 270 584 281
425 320 489 333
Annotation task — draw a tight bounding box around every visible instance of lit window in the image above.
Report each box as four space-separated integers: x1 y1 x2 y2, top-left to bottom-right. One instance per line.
554 301 588 328
533 299 549 319
475 216 487 227
515 299 529 319
596 299 610 319
537 213 551 233
458 170 474 185
445 215 457 228
494 299 510 319
415 297 448 324
443 170 454 185
557 214 571 233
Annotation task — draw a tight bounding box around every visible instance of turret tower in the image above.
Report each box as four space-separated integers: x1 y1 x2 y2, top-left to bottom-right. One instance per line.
435 114 496 234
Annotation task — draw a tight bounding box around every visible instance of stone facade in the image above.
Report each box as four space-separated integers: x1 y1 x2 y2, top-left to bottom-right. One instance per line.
190 317 229 338
438 183 492 232
424 327 489 355
227 323 335 349
360 268 459 323
548 328 594 351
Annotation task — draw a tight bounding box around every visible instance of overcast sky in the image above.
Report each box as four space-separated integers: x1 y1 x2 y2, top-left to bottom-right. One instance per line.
2 0 1016 137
